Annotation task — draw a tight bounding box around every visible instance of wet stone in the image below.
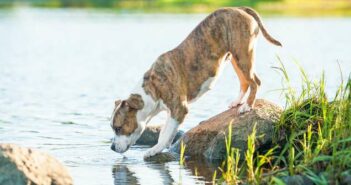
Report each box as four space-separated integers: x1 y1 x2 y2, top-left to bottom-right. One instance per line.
143 152 178 163
136 125 184 146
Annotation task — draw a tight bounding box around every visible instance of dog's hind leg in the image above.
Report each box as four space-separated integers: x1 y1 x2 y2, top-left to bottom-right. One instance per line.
229 53 249 108
254 73 261 86
237 49 260 114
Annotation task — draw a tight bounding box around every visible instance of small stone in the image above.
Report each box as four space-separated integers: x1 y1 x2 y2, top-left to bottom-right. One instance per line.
143 152 178 163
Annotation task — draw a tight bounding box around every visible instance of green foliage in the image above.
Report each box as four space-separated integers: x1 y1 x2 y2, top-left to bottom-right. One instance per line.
273 61 350 183
217 123 276 184
245 123 256 183
216 60 351 184
219 121 242 184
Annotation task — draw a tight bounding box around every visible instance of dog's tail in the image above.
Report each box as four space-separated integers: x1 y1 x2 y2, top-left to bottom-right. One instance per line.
239 7 282 47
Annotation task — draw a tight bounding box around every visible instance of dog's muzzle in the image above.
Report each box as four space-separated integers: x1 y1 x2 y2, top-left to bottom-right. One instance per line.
110 143 130 153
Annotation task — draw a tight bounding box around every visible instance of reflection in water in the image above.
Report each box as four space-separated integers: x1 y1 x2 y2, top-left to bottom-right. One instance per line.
111 155 221 185
185 158 220 183
113 165 139 185
157 163 175 184
112 158 176 185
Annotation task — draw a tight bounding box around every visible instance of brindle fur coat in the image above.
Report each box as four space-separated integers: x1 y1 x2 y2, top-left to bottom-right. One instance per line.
142 7 281 124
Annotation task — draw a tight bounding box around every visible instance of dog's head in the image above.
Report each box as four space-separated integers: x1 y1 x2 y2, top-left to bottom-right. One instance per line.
110 94 145 153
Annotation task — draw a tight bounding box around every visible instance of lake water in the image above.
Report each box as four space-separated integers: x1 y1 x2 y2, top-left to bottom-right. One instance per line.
0 8 350 185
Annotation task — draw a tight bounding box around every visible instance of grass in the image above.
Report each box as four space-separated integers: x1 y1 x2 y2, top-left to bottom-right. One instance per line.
215 60 351 184
180 140 186 166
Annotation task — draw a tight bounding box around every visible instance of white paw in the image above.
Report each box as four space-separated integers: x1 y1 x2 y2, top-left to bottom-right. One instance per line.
143 147 161 159
228 100 243 108
238 103 252 114
143 149 156 159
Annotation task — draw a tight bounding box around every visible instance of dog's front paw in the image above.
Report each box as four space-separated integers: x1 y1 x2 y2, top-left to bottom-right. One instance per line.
238 103 251 114
143 148 159 159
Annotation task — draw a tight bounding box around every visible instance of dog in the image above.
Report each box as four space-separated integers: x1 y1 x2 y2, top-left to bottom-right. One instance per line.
110 7 281 158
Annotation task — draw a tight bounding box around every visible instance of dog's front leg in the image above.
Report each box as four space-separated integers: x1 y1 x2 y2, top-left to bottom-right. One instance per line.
144 117 179 159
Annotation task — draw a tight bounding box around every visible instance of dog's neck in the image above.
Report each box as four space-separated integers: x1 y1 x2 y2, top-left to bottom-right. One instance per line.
130 80 159 125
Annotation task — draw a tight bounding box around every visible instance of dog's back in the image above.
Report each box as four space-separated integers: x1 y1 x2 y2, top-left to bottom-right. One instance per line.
142 7 281 121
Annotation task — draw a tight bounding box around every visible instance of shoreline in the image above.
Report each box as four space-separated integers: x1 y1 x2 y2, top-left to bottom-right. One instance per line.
0 2 351 17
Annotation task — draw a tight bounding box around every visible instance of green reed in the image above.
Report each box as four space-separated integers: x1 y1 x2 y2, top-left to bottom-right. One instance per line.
179 140 186 166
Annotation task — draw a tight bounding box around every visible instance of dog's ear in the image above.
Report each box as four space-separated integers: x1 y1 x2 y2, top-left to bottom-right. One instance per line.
126 94 144 110
115 100 122 107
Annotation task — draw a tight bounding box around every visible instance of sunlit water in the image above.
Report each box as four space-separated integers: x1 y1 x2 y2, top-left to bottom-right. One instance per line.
0 8 350 185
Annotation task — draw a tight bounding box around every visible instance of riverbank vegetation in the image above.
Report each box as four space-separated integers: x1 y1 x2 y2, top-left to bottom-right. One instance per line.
1 0 351 16
216 62 351 184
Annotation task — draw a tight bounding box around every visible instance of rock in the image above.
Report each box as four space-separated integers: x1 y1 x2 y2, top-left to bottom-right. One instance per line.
136 125 184 145
143 152 178 163
170 99 282 161
0 143 73 185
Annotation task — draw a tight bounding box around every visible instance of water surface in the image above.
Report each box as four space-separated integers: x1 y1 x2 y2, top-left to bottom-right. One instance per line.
0 8 350 185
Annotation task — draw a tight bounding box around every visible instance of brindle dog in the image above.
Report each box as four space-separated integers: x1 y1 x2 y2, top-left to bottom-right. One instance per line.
111 7 281 158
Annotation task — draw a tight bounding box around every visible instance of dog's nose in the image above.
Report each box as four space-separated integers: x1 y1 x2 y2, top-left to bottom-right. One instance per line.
111 144 116 151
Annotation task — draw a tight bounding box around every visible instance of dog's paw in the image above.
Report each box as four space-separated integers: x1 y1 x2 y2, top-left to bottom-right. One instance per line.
238 103 251 114
143 148 159 159
228 100 243 109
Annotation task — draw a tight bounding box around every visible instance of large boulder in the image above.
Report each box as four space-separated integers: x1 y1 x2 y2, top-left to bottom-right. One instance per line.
170 99 282 161
136 125 184 146
0 144 73 185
